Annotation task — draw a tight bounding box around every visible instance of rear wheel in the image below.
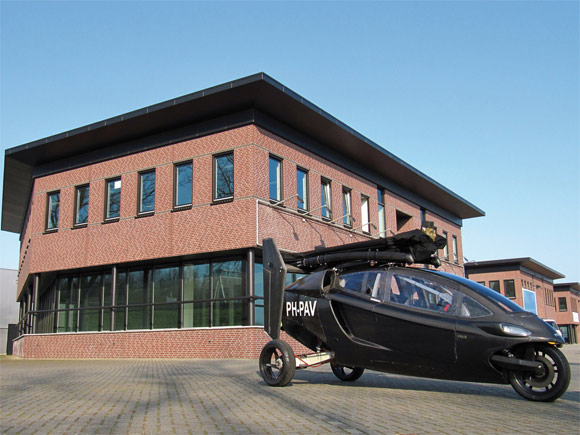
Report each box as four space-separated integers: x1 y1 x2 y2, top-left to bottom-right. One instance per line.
508 344 570 402
259 340 296 387
331 362 364 382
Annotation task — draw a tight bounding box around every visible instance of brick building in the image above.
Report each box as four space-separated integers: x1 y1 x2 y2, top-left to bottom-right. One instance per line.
464 258 565 324
2 73 484 358
553 282 580 344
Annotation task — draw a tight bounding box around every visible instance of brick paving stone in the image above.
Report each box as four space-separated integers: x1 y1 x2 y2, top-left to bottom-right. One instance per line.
0 345 579 434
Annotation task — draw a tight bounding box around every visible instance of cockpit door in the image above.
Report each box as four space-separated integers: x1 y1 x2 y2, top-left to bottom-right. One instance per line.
371 268 458 365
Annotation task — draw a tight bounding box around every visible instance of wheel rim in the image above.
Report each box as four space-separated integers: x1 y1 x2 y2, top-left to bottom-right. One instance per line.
514 349 559 394
262 347 284 382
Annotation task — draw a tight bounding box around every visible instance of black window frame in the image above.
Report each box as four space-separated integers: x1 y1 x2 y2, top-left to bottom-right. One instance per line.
361 194 370 234
504 279 516 299
213 152 234 202
45 190 60 232
138 169 156 215
296 167 309 212
320 177 332 221
342 187 353 228
104 177 122 222
268 155 283 204
558 297 568 312
377 187 386 238
173 161 193 209
489 280 500 293
74 184 90 227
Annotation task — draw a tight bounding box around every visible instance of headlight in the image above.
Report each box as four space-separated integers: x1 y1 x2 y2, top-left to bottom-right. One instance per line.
500 323 531 337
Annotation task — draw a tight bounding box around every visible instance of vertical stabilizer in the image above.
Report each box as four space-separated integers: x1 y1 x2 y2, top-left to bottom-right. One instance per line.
262 238 287 340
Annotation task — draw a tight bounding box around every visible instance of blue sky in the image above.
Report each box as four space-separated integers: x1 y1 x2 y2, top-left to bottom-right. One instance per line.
1 1 578 282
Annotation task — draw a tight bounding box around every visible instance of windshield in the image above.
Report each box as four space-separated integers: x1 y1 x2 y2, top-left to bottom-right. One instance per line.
431 271 525 313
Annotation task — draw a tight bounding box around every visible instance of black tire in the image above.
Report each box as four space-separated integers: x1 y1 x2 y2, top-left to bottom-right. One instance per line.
508 344 570 402
259 339 296 387
331 362 365 382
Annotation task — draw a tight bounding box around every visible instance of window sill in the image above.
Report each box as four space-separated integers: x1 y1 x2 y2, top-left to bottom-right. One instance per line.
212 198 234 205
172 205 192 212
136 212 154 219
103 218 120 224
43 229 58 235
72 224 87 230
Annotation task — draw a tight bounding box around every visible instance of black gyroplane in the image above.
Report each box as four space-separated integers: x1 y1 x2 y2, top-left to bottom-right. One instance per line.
259 228 570 402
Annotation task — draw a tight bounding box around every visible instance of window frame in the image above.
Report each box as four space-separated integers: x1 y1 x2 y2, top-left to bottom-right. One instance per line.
504 279 516 299
320 177 332 221
361 194 370 234
268 155 283 204
342 187 353 228
558 297 568 312
74 184 90 227
296 167 309 212
45 190 60 232
489 280 500 293
104 177 122 221
452 235 458 263
138 170 156 215
442 231 449 260
213 152 234 202
173 161 193 209
377 188 386 238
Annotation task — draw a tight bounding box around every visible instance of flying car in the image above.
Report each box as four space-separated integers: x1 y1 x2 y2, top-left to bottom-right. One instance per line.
258 228 570 402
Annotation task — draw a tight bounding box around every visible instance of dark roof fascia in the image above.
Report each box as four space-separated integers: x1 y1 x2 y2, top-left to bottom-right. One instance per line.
2 72 484 233
464 258 565 281
554 282 580 293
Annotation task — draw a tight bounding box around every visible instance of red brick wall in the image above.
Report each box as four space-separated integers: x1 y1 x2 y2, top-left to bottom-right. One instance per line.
12 327 311 359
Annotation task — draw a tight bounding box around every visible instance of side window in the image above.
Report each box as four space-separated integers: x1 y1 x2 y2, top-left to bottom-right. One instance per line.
338 271 385 299
138 170 156 214
46 191 60 231
387 271 455 314
459 294 492 318
213 152 234 201
74 184 90 226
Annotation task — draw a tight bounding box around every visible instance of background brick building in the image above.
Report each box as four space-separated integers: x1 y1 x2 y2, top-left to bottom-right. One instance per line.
2 73 484 358
553 282 580 344
464 258 566 328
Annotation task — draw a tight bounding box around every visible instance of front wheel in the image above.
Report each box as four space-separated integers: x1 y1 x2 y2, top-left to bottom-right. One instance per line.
331 362 365 382
508 344 570 402
259 340 296 387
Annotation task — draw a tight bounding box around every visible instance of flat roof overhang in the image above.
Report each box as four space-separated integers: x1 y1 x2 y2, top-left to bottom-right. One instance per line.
2 73 484 234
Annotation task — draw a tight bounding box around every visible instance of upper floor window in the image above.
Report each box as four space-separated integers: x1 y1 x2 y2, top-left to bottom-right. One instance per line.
321 178 332 220
377 188 386 238
138 170 156 214
46 191 60 231
269 156 282 203
74 185 90 226
296 167 309 212
558 297 568 312
442 231 449 259
452 235 458 263
361 195 370 233
213 152 234 201
342 188 352 227
174 161 193 208
105 178 121 220
504 279 516 298
489 280 500 293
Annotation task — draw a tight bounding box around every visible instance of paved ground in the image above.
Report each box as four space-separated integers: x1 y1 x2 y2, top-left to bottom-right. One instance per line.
1 345 579 434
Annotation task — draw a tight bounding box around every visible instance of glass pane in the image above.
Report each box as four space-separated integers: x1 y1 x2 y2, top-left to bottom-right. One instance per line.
79 274 102 331
127 269 151 330
75 186 89 225
139 172 156 213
214 153 234 199
102 272 112 331
254 262 264 326
361 196 369 233
321 180 331 219
183 263 210 328
175 163 193 207
378 204 386 238
342 190 352 226
106 179 121 219
269 157 281 201
57 277 74 332
388 272 455 314
115 271 127 331
47 192 60 230
212 260 243 327
296 169 308 210
153 266 180 329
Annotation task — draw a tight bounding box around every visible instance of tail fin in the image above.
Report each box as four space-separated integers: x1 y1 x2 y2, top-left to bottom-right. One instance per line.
262 238 287 340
